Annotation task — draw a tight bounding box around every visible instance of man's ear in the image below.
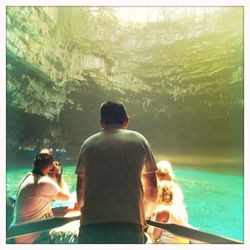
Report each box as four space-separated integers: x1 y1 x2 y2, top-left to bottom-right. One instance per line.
100 119 106 128
123 118 129 128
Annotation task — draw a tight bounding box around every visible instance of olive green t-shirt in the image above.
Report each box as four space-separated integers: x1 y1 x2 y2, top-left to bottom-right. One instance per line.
76 124 157 226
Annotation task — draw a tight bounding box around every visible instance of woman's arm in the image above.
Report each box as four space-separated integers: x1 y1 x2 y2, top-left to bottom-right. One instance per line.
54 177 70 201
148 209 170 241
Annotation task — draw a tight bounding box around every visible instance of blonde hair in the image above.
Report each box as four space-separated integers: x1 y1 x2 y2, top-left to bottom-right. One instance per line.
157 181 173 205
157 160 175 180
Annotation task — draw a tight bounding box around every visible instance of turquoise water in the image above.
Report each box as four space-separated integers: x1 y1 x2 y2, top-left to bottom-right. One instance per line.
174 168 244 241
6 165 244 242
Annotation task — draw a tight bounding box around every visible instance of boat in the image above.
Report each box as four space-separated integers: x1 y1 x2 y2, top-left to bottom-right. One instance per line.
6 197 242 244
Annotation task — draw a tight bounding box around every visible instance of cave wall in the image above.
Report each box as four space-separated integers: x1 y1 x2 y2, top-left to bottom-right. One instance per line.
6 7 243 162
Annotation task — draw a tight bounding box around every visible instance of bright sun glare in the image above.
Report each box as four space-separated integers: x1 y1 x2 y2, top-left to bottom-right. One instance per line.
114 7 217 23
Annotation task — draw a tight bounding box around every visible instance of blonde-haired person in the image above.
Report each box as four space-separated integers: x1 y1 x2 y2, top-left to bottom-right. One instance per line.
156 160 184 205
148 180 189 243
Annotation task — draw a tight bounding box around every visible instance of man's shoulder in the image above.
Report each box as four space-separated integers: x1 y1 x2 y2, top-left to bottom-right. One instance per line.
83 131 102 144
82 129 148 146
125 129 148 142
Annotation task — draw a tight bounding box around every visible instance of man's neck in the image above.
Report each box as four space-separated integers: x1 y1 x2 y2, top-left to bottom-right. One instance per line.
104 123 125 129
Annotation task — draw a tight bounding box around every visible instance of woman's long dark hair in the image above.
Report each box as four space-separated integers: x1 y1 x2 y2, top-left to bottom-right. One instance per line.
32 149 53 176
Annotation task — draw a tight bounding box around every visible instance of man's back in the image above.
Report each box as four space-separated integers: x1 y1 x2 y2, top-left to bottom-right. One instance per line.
76 125 157 226
76 101 158 244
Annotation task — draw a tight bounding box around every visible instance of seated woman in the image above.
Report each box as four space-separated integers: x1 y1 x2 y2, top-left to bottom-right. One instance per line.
13 149 70 244
156 161 185 202
147 180 189 243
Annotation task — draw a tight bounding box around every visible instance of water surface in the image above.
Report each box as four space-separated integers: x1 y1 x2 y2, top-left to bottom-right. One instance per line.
6 164 244 241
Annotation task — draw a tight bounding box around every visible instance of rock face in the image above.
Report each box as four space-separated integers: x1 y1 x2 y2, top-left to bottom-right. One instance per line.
6 7 243 161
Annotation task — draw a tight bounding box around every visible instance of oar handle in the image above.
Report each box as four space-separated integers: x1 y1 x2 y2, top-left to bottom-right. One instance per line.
7 217 242 244
7 216 80 239
146 220 242 244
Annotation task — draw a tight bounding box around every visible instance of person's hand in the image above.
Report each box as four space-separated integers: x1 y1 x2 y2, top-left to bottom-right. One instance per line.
73 202 80 210
48 161 62 181
145 210 152 220
64 202 81 213
144 201 156 221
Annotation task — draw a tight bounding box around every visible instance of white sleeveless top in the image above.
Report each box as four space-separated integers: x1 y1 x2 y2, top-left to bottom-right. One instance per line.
159 205 190 244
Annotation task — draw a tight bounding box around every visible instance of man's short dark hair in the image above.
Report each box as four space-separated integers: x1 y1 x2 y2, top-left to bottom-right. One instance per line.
100 101 128 125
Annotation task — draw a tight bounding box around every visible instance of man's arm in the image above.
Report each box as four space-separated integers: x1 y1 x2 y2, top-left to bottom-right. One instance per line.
142 171 158 218
76 174 85 209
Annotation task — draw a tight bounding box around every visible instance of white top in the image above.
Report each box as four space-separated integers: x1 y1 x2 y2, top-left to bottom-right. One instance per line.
159 204 189 243
169 181 184 205
14 173 60 243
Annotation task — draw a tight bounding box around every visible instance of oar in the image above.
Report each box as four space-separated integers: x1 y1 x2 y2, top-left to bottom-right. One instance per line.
146 220 242 244
7 216 80 240
7 217 242 244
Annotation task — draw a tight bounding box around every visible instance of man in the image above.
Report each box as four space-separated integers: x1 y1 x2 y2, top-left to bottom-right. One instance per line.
14 149 70 243
76 100 158 244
